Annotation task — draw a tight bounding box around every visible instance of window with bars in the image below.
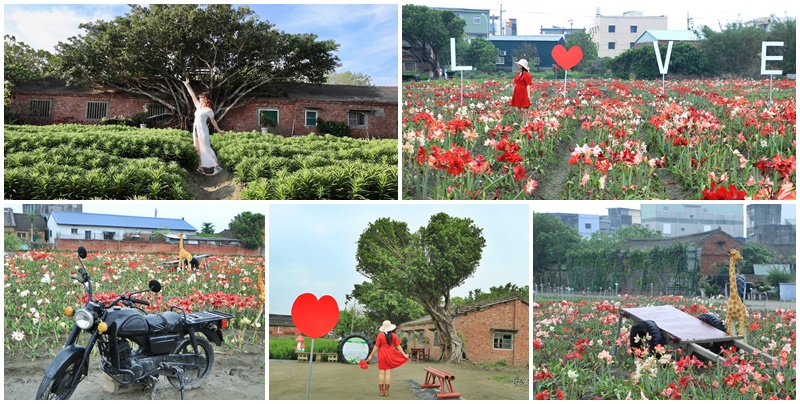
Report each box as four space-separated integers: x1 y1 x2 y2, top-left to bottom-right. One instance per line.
146 103 167 122
348 111 367 128
403 61 417 72
29 99 51 118
305 110 318 127
493 332 513 350
86 101 109 121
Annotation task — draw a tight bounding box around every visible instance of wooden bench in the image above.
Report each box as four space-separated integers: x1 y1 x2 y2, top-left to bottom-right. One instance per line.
296 352 338 362
420 367 460 399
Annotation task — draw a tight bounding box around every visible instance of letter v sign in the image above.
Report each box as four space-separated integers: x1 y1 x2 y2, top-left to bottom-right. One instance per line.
653 41 673 95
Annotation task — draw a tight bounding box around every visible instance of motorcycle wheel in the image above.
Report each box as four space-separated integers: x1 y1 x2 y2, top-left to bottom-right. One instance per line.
166 336 215 390
35 355 83 400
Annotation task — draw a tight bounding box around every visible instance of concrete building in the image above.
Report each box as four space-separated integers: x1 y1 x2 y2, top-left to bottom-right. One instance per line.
551 213 601 238
432 7 492 39
397 295 528 366
746 204 796 262
641 204 744 238
606 207 642 231
590 11 667 58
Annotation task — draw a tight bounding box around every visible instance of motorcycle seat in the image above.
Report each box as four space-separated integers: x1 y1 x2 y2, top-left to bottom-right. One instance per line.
145 311 183 333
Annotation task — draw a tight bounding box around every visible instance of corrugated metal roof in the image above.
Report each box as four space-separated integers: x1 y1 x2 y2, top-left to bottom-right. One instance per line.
49 211 195 231
490 35 563 42
635 30 700 43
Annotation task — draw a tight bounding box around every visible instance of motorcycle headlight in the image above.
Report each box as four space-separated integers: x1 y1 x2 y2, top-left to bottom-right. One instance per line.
75 308 96 330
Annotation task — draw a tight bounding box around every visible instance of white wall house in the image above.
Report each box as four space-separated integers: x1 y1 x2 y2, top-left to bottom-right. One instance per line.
590 11 668 58
47 211 196 241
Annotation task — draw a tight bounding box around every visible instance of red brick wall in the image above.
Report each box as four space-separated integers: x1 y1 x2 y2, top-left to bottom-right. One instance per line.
699 236 743 275
269 325 299 338
10 92 151 125
398 299 529 366
53 238 262 257
223 98 398 139
10 91 398 139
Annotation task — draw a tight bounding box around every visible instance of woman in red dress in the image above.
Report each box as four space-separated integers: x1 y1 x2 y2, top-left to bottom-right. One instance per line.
509 59 532 123
365 320 409 397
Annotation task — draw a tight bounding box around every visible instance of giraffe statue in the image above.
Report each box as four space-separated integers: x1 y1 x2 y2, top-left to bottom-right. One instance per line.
725 248 748 342
178 233 193 271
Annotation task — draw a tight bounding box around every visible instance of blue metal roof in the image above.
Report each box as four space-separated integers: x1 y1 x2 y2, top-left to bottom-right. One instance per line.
49 211 196 231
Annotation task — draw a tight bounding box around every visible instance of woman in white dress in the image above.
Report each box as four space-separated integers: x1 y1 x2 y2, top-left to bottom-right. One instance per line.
182 78 224 175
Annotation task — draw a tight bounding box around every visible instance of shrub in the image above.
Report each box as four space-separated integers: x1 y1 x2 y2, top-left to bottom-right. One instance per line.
316 118 351 138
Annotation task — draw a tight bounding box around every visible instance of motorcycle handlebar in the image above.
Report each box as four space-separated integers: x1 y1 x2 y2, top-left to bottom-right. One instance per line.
129 297 150 306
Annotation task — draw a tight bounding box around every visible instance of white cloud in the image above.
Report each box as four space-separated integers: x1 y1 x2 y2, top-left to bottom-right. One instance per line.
4 5 124 51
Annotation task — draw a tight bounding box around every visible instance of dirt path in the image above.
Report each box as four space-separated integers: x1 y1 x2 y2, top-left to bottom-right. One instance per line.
4 342 264 400
533 138 574 200
186 168 243 200
268 360 529 400
654 168 696 200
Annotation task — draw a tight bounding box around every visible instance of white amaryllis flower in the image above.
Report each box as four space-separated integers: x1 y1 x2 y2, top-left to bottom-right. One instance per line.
11 330 25 341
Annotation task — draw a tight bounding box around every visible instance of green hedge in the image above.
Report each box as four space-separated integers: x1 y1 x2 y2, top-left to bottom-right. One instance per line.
269 337 341 360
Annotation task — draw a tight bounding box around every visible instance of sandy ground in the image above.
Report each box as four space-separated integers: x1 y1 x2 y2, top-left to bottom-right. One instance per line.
187 168 243 200
268 360 529 400
3 342 265 400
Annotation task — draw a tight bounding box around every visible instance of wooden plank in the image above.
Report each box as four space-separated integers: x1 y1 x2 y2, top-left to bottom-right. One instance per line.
621 305 736 343
686 343 722 363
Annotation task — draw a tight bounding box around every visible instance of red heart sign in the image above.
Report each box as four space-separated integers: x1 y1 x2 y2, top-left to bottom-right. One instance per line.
551 45 583 70
291 293 340 339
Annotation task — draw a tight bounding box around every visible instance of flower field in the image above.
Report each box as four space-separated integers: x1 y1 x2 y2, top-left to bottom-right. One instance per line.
4 250 264 358
402 78 795 200
4 124 397 200
532 295 796 399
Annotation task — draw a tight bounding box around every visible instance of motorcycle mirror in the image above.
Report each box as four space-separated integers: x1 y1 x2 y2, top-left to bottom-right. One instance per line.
149 280 162 293
77 246 87 259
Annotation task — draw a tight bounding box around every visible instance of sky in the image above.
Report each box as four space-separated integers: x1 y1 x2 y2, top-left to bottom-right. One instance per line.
3 201 266 235
268 202 530 315
532 201 797 222
406 1 796 34
3 3 399 86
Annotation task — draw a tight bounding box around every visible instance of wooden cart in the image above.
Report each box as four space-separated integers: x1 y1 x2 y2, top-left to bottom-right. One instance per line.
159 253 214 271
613 305 774 363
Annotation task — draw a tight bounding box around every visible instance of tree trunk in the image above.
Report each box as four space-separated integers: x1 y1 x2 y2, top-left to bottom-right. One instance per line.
421 301 465 363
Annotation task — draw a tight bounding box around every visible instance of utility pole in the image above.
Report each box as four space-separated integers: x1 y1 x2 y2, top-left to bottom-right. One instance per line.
499 4 506 35
687 13 694 30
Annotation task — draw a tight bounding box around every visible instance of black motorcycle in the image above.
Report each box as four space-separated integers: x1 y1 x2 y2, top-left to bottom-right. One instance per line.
36 246 234 400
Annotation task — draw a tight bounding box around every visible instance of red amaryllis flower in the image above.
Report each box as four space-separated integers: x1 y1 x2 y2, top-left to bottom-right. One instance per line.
536 390 550 400
415 146 427 165
661 382 682 399
359 359 368 369
513 165 526 181
701 181 746 200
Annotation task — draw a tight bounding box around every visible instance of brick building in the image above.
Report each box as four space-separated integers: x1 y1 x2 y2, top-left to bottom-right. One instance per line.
269 314 298 338
397 295 529 366
8 78 398 139
625 228 744 275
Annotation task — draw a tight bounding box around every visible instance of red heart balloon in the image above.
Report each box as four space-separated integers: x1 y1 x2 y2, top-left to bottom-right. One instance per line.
291 293 340 339
551 45 583 70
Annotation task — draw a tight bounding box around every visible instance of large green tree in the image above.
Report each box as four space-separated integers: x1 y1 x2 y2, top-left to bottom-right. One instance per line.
698 22 768 77
465 37 500 73
511 42 539 68
55 4 339 127
349 281 425 325
565 29 598 70
402 5 466 77
739 242 775 275
355 212 485 362
229 211 265 250
766 16 796 75
532 213 582 278
4 35 57 84
326 71 373 86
